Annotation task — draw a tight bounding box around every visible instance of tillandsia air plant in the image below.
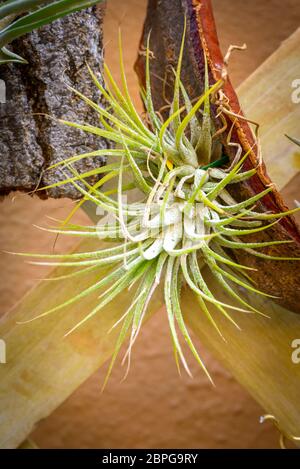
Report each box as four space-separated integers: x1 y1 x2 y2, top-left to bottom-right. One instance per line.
14 23 300 386
0 0 103 64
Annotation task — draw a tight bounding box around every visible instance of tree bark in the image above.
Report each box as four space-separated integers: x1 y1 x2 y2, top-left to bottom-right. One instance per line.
0 5 108 199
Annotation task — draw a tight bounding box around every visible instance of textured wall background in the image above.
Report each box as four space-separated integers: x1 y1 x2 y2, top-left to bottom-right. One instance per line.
1 0 300 449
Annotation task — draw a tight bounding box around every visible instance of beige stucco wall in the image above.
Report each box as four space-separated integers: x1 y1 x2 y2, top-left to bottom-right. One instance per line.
1 0 300 448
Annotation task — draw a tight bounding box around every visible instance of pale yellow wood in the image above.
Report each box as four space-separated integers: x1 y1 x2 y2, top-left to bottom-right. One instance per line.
182 269 300 441
0 240 163 448
1 30 300 449
238 27 300 190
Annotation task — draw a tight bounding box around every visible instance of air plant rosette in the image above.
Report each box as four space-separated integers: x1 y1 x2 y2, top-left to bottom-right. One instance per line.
13 27 300 387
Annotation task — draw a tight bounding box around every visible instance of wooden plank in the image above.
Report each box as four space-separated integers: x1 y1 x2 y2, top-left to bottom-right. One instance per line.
0 240 163 448
183 270 300 442
238 28 300 190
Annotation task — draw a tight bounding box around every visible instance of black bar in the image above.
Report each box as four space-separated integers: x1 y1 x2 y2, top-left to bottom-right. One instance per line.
0 449 298 467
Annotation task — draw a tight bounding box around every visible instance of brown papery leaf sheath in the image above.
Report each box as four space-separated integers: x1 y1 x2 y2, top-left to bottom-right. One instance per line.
135 0 300 313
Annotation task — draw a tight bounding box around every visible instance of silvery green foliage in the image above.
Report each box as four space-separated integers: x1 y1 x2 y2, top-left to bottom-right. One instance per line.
16 32 299 384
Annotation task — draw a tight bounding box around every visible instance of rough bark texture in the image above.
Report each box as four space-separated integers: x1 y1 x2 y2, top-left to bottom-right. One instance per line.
135 0 300 313
0 6 108 199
